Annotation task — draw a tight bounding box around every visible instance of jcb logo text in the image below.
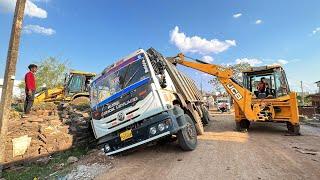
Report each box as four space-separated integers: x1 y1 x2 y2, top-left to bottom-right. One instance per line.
226 84 243 100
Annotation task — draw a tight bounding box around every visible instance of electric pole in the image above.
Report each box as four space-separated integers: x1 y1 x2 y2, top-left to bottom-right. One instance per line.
300 81 305 106
0 0 26 169
200 76 203 95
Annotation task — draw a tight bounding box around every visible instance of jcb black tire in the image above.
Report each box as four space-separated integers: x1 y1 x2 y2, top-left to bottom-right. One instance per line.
177 114 198 151
201 105 210 125
236 120 250 131
286 122 301 136
71 96 90 106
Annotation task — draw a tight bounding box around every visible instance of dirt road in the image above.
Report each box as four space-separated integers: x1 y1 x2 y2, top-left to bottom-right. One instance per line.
96 114 320 180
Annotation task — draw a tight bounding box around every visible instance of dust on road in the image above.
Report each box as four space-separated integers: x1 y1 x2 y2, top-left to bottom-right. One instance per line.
96 114 320 180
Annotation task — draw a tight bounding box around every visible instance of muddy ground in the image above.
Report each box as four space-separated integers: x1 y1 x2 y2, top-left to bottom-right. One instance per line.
95 113 320 180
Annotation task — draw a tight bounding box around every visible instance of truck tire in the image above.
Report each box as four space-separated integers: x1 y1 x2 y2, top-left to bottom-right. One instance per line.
185 110 204 135
71 96 90 106
286 122 300 135
201 105 210 125
177 114 198 151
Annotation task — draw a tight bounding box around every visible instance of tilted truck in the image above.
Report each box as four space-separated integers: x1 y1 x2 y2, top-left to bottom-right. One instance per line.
89 48 210 155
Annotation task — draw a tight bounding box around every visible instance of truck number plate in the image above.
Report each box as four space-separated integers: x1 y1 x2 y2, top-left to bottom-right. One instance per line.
120 129 133 141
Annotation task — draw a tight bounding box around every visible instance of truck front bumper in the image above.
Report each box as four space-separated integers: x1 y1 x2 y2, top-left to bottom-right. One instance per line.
97 111 180 155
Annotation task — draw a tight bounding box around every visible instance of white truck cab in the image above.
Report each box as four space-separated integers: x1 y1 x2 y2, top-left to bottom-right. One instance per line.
90 48 208 155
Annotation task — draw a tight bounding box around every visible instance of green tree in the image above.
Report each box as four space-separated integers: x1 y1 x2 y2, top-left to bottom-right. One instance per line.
209 62 251 93
19 57 69 91
296 95 311 106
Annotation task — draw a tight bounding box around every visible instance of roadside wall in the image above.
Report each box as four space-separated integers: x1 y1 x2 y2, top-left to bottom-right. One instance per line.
299 106 319 118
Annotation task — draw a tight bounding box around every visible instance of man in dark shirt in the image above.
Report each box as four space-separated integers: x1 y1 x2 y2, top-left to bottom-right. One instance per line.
23 64 37 117
257 77 267 93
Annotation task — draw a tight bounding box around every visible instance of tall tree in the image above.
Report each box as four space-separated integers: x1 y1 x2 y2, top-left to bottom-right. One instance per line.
19 57 69 91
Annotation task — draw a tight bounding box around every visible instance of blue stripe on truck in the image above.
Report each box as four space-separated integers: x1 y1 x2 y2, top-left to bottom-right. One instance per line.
94 77 150 109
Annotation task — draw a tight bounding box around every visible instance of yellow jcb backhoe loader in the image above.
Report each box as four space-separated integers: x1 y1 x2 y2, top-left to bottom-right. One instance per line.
34 70 96 105
168 53 300 135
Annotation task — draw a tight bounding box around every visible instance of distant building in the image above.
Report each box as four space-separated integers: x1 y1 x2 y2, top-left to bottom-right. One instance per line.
308 93 320 108
0 78 23 101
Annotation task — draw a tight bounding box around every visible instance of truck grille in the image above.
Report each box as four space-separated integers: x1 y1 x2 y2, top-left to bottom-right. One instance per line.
107 114 140 129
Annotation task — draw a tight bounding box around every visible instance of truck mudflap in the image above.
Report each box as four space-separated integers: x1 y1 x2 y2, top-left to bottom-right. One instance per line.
97 111 183 155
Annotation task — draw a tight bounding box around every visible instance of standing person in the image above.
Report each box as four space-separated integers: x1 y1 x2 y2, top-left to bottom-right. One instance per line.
23 64 37 118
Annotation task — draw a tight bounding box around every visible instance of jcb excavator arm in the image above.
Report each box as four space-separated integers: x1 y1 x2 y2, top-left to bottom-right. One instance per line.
169 53 260 121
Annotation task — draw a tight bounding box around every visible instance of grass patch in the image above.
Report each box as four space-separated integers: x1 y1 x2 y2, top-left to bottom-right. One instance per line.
2 146 89 180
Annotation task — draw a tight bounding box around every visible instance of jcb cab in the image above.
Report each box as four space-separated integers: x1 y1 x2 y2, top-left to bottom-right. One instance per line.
236 65 299 134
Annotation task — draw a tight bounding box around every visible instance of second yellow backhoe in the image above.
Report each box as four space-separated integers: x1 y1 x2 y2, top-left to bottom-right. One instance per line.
34 70 96 105
168 53 300 135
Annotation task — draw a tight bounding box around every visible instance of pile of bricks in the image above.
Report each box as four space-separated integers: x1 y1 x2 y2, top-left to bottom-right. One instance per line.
4 102 94 165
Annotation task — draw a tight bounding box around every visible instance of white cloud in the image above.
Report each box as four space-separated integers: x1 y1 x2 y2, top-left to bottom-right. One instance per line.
0 0 16 13
277 59 288 65
31 0 51 2
0 0 47 18
267 59 289 66
235 58 263 66
233 13 242 18
23 24 55 35
312 27 320 35
170 26 236 55
202 56 214 63
255 19 262 24
202 73 210 77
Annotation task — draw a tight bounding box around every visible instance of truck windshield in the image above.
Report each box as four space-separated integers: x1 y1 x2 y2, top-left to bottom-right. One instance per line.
90 54 150 107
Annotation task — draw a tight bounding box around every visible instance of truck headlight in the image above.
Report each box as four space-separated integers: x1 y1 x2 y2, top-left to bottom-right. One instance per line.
104 144 111 152
149 127 157 135
158 123 165 132
164 119 171 129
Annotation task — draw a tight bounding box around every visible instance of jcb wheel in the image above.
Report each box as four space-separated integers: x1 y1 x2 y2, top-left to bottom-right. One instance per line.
286 122 300 136
236 120 250 131
71 96 90 106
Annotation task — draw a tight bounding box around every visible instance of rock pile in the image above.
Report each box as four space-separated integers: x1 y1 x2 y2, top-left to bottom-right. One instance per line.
4 102 95 165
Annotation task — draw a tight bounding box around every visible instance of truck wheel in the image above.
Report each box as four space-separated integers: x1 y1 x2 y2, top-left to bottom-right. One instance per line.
71 96 90 106
177 114 197 151
201 105 210 125
286 122 300 135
